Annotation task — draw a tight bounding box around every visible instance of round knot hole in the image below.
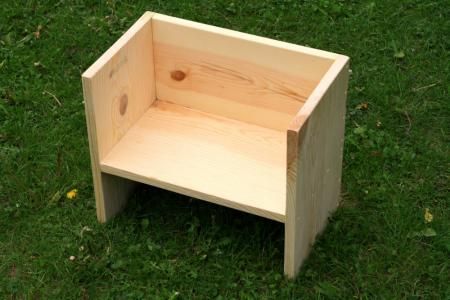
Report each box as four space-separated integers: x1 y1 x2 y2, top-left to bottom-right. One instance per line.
171 70 186 81
119 94 128 116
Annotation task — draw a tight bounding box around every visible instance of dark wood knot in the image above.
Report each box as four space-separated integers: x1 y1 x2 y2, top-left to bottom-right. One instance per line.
171 70 186 81
119 94 128 115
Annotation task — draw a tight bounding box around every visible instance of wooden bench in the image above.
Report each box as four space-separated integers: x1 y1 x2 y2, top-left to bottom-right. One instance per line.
82 12 349 278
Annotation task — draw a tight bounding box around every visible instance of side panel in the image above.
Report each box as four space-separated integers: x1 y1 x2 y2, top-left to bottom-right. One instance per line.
284 58 349 278
82 12 155 222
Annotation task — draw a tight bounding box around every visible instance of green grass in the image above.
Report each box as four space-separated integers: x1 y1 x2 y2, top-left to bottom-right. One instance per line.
1 0 449 298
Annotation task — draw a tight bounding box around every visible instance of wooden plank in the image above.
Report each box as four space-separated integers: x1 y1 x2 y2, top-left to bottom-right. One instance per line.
83 11 156 160
100 100 286 222
152 14 335 131
82 12 156 222
284 56 349 278
152 13 338 73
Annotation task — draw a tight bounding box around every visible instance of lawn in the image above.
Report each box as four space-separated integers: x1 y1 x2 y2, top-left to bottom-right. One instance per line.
0 1 449 298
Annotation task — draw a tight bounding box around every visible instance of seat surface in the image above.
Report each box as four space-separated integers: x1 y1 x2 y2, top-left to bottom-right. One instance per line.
101 100 286 222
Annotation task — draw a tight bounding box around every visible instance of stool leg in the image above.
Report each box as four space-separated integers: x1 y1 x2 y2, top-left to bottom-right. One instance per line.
284 154 314 278
81 12 155 223
94 173 136 222
283 60 348 278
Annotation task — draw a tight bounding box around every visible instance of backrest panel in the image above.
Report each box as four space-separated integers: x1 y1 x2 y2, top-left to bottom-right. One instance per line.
152 14 335 131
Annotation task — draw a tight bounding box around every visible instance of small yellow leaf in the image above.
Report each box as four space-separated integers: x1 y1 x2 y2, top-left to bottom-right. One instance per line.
424 208 433 223
66 189 78 200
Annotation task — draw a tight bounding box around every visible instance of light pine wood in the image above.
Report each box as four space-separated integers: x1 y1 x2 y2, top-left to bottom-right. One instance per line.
284 57 349 278
82 11 350 277
152 13 338 75
101 100 286 222
82 12 155 222
152 14 334 131
83 12 156 160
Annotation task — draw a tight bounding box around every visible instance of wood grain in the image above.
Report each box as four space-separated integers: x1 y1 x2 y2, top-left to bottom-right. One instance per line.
152 13 337 78
152 14 335 131
82 12 155 222
284 56 349 278
100 100 287 222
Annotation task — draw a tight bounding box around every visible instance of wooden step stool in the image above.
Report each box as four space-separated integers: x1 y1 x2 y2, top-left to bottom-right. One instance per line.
82 12 349 278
